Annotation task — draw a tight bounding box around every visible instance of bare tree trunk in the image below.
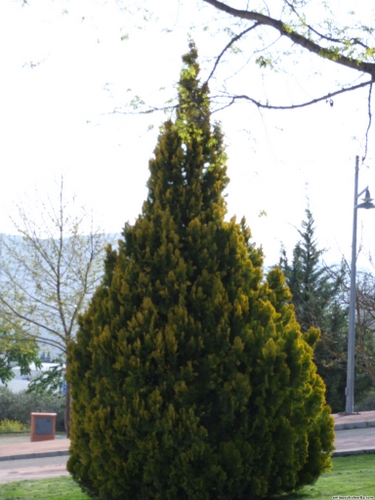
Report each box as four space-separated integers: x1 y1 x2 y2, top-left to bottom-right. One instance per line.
65 360 71 437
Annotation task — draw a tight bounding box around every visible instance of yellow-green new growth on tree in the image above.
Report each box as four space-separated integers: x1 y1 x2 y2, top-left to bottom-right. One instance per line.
68 42 334 500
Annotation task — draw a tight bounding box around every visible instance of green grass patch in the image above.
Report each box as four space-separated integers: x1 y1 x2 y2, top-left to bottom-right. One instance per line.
0 476 88 500
283 454 375 499
0 455 374 500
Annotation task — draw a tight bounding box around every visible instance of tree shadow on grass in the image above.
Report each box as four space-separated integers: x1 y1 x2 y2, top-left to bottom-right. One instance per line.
275 489 318 500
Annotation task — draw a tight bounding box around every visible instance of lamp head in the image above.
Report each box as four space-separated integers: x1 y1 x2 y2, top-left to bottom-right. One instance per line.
357 188 375 209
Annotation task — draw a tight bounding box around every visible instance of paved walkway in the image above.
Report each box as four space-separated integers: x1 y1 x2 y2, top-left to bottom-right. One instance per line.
331 410 375 457
0 435 70 483
0 411 374 484
332 409 375 430
0 436 70 462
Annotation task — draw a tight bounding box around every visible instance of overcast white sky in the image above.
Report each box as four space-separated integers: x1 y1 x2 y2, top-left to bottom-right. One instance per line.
1 0 375 269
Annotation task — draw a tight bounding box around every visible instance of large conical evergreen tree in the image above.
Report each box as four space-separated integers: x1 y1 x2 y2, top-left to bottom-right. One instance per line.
67 43 334 500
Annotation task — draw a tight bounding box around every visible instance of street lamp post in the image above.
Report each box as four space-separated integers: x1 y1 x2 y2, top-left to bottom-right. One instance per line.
345 155 375 414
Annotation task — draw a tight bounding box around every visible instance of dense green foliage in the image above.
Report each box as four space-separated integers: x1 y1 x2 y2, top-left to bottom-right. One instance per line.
0 329 40 384
0 386 65 432
68 43 334 500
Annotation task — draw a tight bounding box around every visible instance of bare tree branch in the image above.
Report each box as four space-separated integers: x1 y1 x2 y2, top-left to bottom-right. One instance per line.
206 24 260 83
203 0 375 78
211 79 373 111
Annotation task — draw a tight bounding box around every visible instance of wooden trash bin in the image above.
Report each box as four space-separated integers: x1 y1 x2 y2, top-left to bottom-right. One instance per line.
30 412 57 442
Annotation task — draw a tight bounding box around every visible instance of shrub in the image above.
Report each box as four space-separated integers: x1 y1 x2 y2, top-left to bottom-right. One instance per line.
68 43 334 500
0 418 28 432
0 387 65 432
357 388 375 411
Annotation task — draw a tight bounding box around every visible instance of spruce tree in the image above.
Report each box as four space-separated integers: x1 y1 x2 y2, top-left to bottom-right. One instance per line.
67 43 334 500
279 208 348 412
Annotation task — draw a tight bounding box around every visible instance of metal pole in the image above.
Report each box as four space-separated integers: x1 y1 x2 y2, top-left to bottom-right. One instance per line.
345 155 359 414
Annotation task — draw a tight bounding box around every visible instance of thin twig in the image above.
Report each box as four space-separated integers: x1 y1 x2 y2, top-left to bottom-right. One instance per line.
205 24 260 84
211 78 373 112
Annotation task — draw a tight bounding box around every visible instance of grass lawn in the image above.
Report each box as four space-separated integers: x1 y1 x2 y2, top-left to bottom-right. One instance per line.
0 455 374 500
282 454 375 499
0 476 88 500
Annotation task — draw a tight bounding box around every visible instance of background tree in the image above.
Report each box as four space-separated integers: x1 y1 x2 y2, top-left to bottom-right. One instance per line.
279 207 373 412
347 270 375 389
68 43 334 500
0 179 108 436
